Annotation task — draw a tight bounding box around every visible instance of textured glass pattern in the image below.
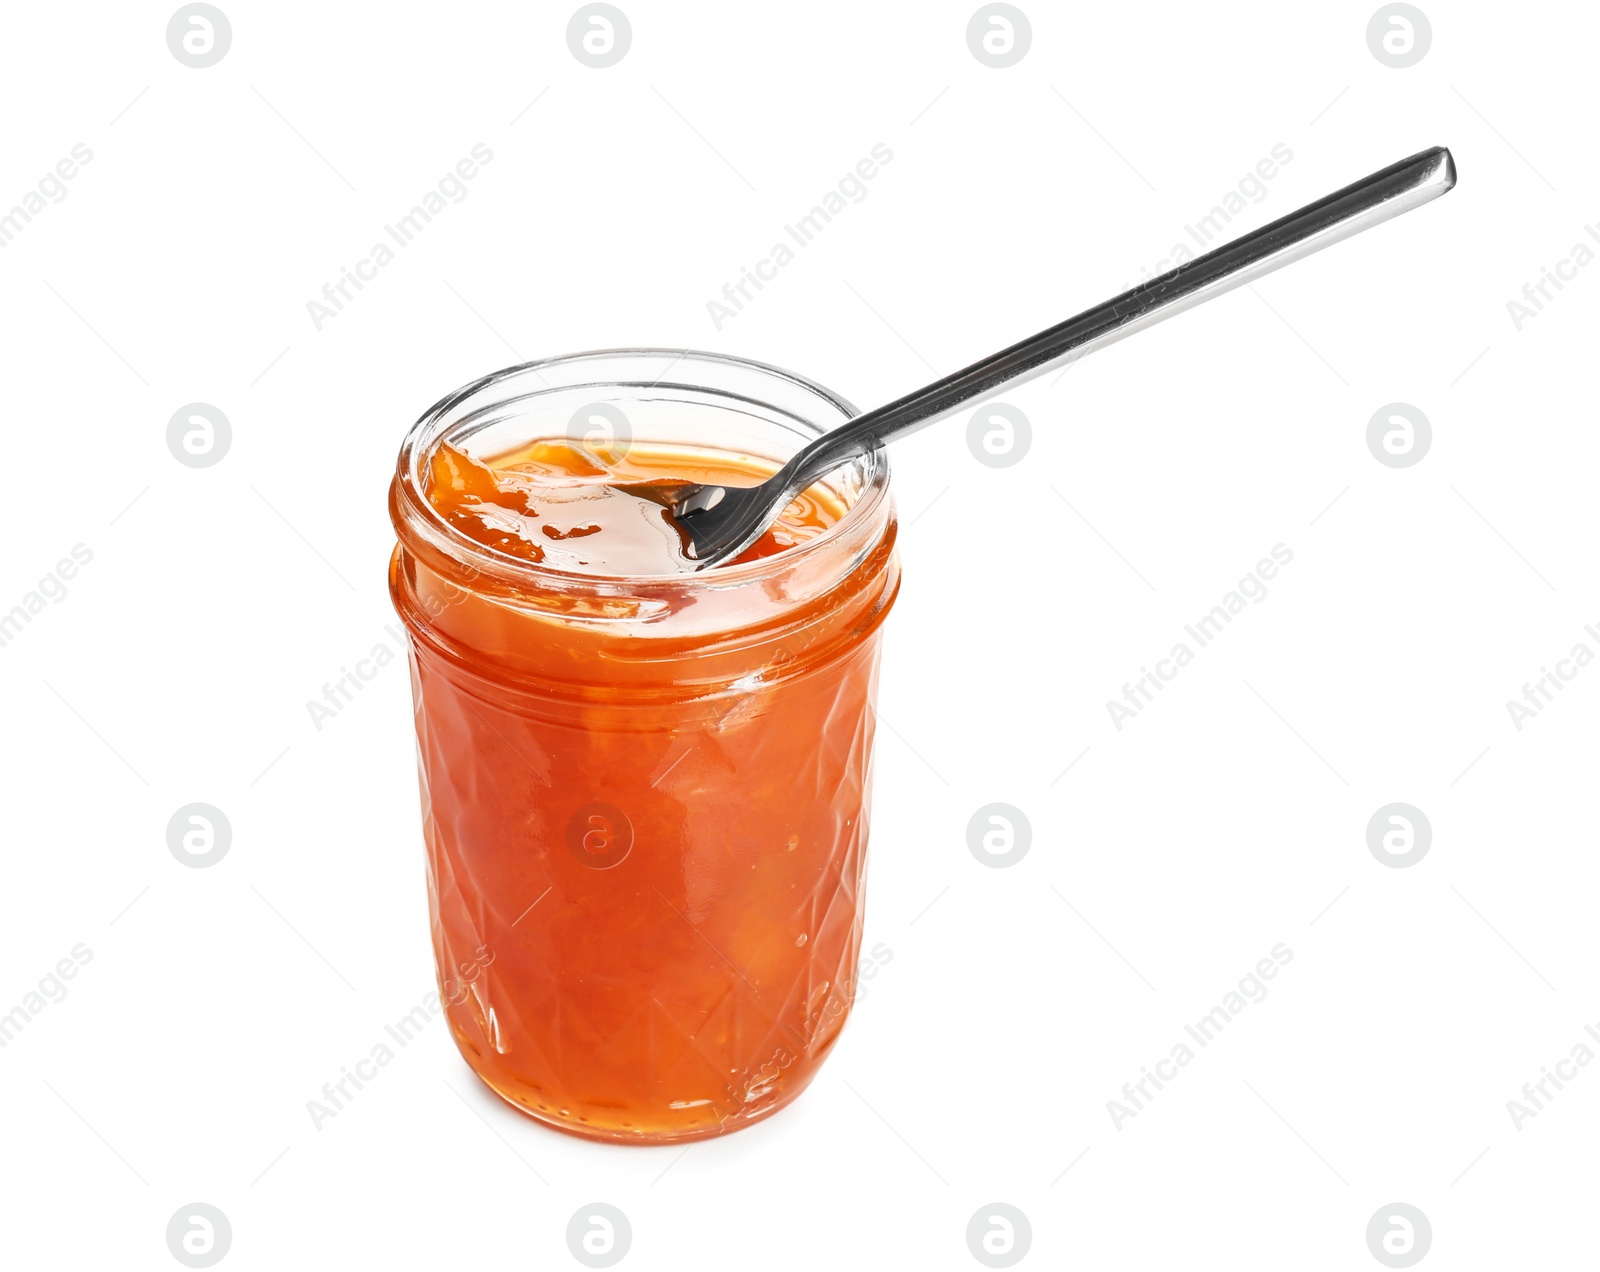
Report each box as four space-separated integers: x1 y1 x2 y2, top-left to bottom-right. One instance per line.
408 637 884 1142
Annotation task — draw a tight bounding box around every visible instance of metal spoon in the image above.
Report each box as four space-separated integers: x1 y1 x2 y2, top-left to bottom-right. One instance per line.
629 145 1457 569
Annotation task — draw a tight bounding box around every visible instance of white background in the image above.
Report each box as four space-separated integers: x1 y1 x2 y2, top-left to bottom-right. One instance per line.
1 1 1595 1267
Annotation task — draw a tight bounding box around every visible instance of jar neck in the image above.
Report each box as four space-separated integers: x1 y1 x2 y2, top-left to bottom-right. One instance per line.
388 350 895 634
388 518 900 712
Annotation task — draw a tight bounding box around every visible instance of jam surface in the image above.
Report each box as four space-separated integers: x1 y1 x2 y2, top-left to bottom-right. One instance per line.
425 439 835 575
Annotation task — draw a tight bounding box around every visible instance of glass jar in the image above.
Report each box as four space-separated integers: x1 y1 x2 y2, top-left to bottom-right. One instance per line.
387 350 900 1142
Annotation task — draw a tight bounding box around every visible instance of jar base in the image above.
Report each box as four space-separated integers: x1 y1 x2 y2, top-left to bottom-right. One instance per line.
461 1060 821 1146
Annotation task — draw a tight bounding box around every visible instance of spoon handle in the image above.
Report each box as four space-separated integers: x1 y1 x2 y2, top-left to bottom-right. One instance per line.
786 145 1455 485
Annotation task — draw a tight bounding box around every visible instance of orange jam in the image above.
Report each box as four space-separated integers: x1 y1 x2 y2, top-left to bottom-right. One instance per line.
388 355 899 1142
424 438 832 574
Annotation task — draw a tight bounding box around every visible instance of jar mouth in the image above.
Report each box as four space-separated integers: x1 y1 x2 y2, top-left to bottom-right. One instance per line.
392 348 891 594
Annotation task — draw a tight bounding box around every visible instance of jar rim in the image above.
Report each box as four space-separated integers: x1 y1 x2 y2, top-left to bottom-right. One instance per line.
391 348 891 595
